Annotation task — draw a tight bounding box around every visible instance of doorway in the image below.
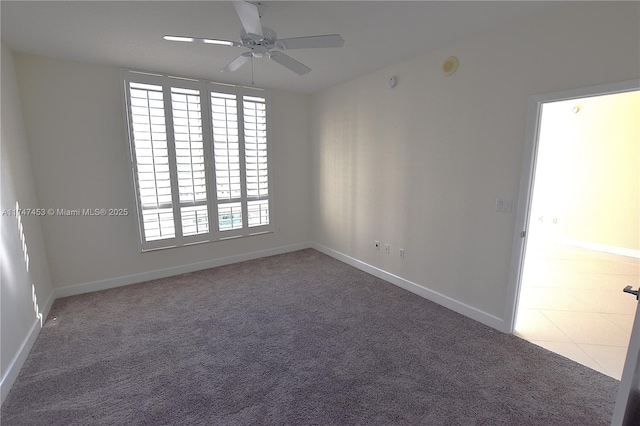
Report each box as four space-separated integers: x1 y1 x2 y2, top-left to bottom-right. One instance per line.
505 82 639 380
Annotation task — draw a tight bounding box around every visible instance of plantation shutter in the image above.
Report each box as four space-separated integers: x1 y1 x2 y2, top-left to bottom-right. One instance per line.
123 71 271 251
210 89 244 233
170 86 210 237
243 95 269 227
127 81 175 242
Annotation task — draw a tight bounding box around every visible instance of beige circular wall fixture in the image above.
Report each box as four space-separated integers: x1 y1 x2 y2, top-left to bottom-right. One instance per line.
441 56 459 77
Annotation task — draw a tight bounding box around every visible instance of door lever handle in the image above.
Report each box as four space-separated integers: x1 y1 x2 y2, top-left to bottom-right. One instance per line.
623 286 639 300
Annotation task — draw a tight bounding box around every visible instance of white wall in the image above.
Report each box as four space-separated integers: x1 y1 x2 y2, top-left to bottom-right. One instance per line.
14 54 312 291
310 2 640 323
1 44 54 402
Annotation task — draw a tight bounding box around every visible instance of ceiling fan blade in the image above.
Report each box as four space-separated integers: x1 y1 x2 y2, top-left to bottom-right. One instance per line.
276 34 344 50
233 1 263 38
221 52 252 72
164 35 239 47
269 51 311 75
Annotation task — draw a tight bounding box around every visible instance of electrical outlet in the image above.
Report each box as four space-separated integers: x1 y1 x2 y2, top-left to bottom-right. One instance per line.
399 248 405 259
375 240 380 250
384 244 390 254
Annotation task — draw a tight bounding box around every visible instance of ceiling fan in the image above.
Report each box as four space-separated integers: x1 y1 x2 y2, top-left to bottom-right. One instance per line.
163 1 344 75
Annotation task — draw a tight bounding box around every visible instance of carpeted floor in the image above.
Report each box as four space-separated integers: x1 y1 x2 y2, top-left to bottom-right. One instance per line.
1 249 619 425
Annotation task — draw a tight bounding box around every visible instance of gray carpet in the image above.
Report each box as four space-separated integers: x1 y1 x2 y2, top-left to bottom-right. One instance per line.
1 249 619 425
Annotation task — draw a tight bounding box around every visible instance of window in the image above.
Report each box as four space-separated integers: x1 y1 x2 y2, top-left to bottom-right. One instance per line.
122 70 271 250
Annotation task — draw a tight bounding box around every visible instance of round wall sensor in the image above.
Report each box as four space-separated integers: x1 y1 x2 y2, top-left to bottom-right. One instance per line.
441 56 459 77
388 76 397 88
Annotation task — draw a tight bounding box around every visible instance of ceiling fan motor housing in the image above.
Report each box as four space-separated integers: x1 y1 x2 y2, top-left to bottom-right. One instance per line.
241 27 278 50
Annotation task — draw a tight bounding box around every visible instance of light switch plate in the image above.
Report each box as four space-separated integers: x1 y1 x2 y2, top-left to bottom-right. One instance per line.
496 198 512 213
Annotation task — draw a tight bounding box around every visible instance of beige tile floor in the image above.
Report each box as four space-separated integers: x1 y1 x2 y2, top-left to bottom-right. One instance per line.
515 240 639 380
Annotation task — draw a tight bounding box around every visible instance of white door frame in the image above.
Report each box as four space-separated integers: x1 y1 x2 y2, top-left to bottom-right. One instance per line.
503 78 640 333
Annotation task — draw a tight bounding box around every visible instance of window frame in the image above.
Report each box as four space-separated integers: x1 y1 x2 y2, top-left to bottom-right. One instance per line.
121 69 273 252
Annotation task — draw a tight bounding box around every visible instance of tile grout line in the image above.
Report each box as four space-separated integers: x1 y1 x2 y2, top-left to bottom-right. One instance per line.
539 310 627 379
517 243 636 380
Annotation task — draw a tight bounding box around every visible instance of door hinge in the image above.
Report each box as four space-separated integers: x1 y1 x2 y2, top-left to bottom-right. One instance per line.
520 230 526 238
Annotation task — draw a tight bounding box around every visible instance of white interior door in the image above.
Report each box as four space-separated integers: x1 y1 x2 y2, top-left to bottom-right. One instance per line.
611 292 640 425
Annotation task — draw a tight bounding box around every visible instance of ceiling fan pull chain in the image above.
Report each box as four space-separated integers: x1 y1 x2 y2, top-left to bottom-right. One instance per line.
251 55 254 85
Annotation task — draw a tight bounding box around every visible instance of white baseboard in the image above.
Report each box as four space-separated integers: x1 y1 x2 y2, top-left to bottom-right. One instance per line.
554 238 640 259
311 243 506 332
55 242 313 299
1 291 55 405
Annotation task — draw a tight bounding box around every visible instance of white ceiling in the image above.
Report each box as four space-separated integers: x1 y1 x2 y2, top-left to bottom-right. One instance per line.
1 1 570 94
